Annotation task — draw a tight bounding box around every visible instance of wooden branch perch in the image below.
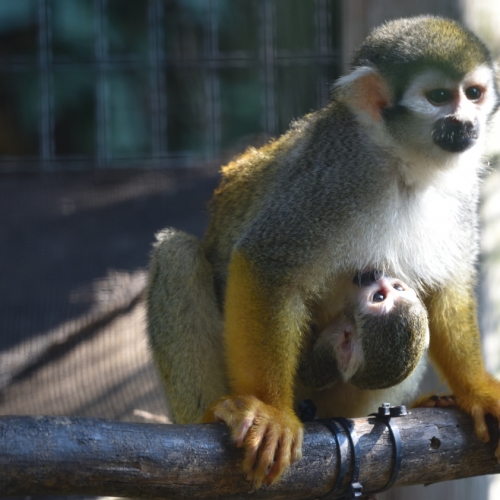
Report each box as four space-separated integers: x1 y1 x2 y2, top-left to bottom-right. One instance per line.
1 408 500 499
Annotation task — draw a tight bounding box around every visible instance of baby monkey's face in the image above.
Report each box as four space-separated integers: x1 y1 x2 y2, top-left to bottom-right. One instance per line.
354 273 419 317
323 271 429 390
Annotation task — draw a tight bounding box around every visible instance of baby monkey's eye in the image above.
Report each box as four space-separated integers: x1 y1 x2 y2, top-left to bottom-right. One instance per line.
465 86 483 101
373 291 385 302
393 283 404 292
426 88 453 105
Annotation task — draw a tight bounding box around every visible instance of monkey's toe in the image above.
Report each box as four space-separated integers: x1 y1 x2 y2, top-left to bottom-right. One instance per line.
413 394 458 408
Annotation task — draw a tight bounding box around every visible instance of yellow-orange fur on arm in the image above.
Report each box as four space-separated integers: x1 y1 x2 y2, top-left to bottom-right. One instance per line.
426 282 500 454
206 250 306 487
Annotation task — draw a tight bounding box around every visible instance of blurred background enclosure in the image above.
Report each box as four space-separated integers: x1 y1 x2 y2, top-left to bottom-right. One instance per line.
0 2 343 497
0 0 340 172
2 1 500 499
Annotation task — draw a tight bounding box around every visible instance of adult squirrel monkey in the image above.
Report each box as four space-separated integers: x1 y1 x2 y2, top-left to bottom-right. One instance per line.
147 16 500 488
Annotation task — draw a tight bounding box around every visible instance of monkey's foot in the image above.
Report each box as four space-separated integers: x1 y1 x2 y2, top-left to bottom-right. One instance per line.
450 374 500 461
205 395 304 489
412 394 458 408
414 388 500 460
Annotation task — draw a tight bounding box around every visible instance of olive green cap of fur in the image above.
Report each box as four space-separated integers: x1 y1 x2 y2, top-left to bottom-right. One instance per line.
353 16 493 95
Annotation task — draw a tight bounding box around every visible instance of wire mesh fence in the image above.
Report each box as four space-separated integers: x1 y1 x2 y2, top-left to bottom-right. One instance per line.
0 2 342 498
1 0 342 418
0 0 341 172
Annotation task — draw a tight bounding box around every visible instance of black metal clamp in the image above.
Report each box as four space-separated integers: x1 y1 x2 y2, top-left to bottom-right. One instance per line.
302 401 406 499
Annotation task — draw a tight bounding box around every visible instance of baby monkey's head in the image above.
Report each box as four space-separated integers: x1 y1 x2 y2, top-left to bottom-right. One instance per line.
336 270 429 390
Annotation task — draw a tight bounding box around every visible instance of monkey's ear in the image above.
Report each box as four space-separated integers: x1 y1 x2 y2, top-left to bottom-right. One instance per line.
334 67 392 122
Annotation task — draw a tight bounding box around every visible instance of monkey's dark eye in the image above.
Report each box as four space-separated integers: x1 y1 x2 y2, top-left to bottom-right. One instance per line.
465 86 483 101
393 283 404 292
426 89 453 105
373 291 385 302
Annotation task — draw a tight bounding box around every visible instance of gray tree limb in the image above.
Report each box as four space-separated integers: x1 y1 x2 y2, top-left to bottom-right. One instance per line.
1 408 499 499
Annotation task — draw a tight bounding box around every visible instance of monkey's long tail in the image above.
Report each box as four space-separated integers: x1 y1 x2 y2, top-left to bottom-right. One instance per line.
146 228 228 424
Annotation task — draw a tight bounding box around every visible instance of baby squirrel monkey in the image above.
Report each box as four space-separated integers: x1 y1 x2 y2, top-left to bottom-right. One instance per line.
295 270 430 424
297 270 429 395
147 16 500 488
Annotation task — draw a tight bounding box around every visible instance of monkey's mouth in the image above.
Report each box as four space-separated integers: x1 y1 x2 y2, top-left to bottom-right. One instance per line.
432 117 478 153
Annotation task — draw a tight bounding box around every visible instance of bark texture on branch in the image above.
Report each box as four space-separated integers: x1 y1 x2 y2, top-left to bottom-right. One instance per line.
1 408 499 499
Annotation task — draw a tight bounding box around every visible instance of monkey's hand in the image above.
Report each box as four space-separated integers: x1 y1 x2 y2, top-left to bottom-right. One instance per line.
204 395 304 488
412 382 500 459
456 374 500 460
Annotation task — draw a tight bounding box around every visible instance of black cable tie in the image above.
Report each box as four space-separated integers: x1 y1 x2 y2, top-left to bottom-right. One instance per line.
320 418 348 494
321 417 363 499
334 417 363 499
368 403 406 494
306 401 405 498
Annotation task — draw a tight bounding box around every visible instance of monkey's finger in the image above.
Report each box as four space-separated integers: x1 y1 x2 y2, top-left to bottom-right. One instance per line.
290 426 304 463
444 395 457 403
471 405 490 443
265 429 294 485
440 396 458 407
242 422 267 475
251 426 280 488
428 395 457 407
209 398 248 439
233 415 256 447
412 394 458 408
210 397 237 423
